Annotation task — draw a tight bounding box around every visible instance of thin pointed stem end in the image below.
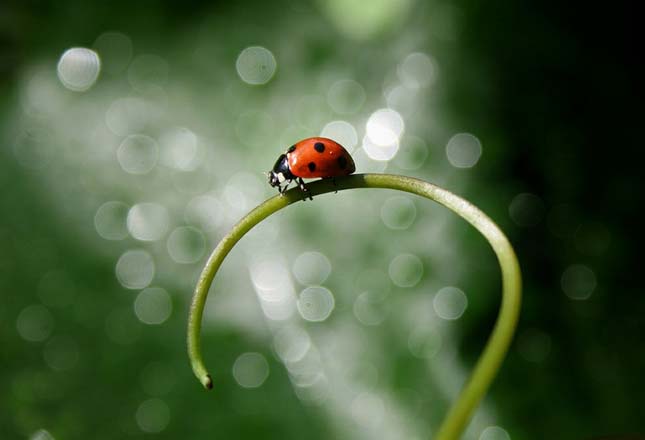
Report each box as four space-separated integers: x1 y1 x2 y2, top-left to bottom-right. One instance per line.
202 374 213 390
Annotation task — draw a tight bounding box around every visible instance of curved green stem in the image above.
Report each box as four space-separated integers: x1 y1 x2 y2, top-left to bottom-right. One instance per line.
187 173 521 439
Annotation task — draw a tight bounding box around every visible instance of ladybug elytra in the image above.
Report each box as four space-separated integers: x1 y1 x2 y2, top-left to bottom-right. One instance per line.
268 137 356 199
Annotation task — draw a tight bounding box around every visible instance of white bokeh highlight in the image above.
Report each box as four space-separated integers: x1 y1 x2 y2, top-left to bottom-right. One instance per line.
57 47 101 92
236 46 277 85
250 258 296 321
127 203 170 241
366 108 405 147
115 249 155 289
297 286 335 322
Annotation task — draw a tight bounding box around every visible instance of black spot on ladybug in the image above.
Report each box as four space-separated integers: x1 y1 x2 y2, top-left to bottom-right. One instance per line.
314 142 325 153
287 145 296 153
338 155 348 169
308 162 316 172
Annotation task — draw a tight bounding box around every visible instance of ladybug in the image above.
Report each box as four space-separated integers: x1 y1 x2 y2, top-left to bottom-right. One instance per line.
268 137 356 199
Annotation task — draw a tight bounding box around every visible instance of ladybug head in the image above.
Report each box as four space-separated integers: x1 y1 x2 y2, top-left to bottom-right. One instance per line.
268 154 293 188
267 170 280 187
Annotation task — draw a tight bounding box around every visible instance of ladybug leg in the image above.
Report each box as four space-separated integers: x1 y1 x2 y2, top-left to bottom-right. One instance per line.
297 177 313 201
332 177 338 194
279 179 292 195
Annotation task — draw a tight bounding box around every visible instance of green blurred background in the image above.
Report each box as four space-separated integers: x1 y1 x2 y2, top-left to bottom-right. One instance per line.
1 0 640 439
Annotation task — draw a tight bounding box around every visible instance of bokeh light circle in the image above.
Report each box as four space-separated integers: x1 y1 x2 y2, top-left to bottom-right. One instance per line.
321 0 412 40
366 108 405 146
446 133 482 168
134 287 172 325
297 287 335 322
94 201 129 240
380 196 416 230
353 291 389 326
136 398 170 433
320 121 358 151
117 134 158 175
388 253 423 287
166 226 205 264
16 305 54 342
127 203 170 241
273 326 311 363
433 286 468 320
479 426 511 440
29 430 54 440
57 47 101 92
250 259 293 303
159 127 198 171
362 135 399 161
115 249 155 289
232 352 270 388
236 46 277 85
397 52 437 89
292 251 332 286
408 327 442 359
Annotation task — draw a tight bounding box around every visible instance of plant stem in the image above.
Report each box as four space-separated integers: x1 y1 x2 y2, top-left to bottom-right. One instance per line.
187 173 521 439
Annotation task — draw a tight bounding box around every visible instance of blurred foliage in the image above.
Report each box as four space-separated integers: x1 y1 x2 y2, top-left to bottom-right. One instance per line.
0 0 641 439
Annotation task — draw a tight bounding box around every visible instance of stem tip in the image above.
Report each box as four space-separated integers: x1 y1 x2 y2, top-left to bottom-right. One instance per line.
203 374 213 390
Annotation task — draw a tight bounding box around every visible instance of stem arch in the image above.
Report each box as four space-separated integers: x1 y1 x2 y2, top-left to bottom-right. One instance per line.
187 173 521 440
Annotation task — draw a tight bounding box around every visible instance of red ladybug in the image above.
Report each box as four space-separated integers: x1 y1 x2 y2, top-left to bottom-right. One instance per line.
268 137 356 198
